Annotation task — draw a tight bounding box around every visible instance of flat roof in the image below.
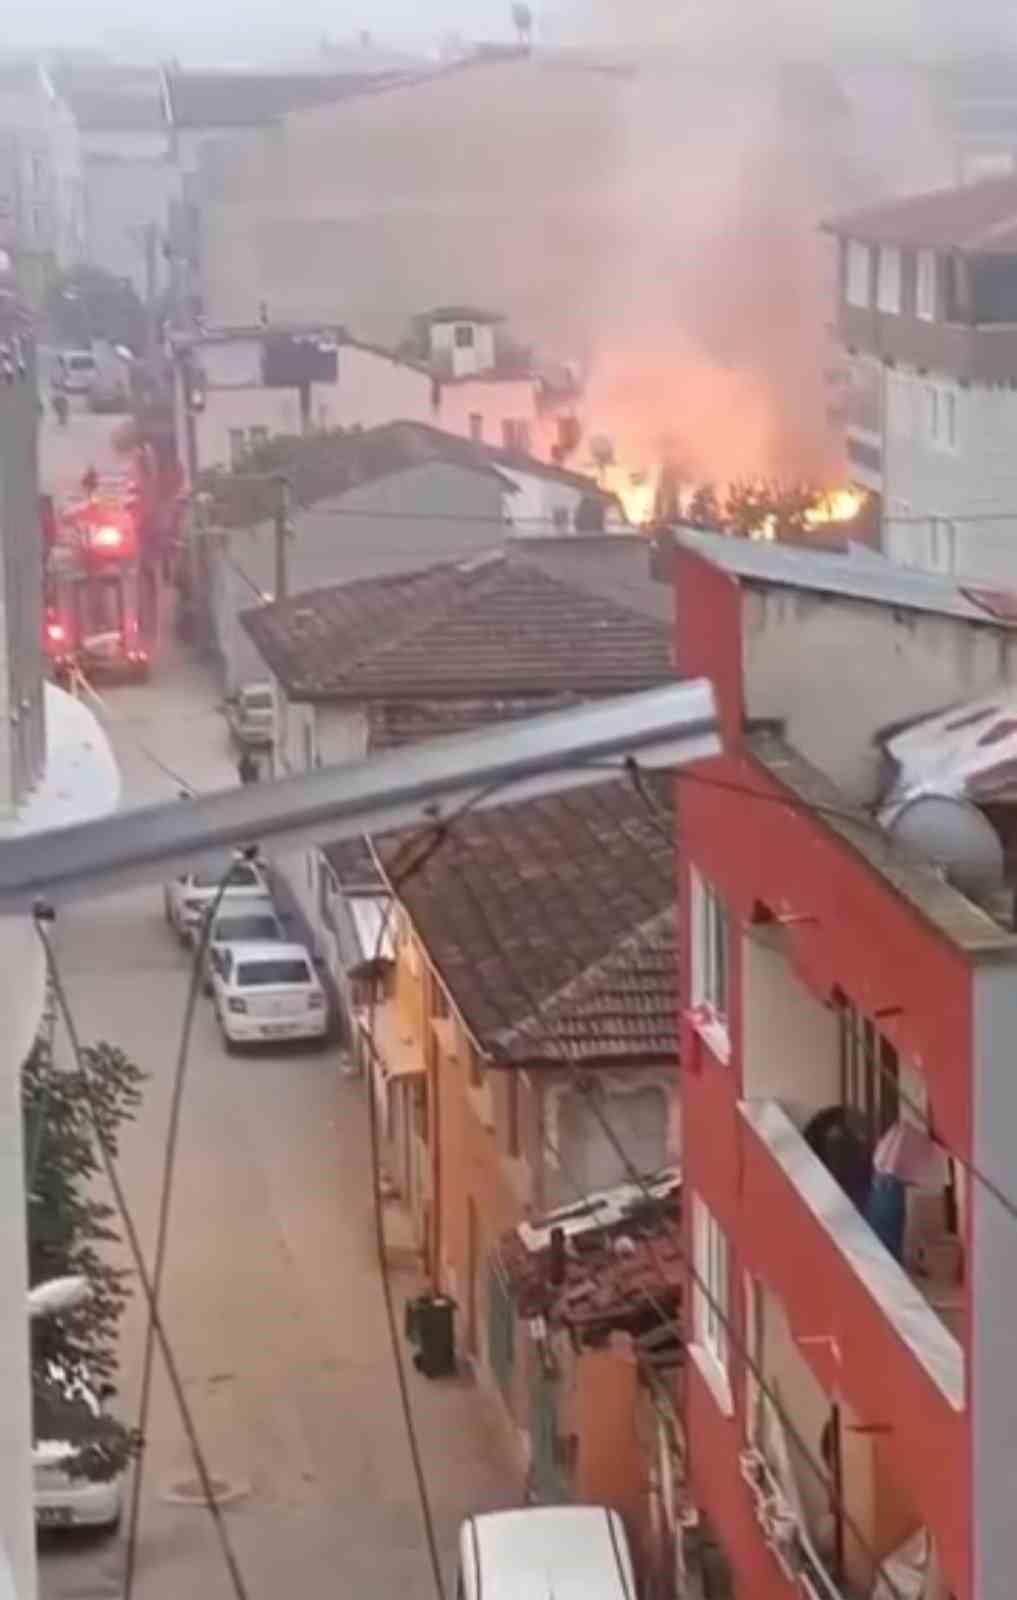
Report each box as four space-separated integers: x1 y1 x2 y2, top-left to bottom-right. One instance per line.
670 526 1017 628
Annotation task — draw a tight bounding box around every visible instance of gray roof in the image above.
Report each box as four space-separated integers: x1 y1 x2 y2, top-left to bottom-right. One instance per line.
672 526 1017 627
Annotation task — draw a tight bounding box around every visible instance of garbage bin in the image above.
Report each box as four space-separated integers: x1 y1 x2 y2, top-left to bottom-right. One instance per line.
404 1294 426 1345
412 1294 456 1378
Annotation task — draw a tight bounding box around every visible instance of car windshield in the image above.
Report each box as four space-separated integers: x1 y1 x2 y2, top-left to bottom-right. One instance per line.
236 958 311 987
214 915 279 942
192 862 259 890
67 356 95 371
243 691 272 710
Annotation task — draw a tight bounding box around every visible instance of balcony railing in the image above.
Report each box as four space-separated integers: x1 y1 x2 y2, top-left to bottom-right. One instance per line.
739 1101 964 1412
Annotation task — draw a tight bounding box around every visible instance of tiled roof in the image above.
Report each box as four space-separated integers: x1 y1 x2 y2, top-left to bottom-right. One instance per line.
495 1172 682 1341
824 175 1017 254
241 549 674 700
506 535 669 622
163 68 408 130
379 774 677 1065
366 695 575 750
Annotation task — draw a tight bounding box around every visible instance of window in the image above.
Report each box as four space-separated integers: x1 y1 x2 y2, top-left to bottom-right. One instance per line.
468 412 483 441
302 719 314 772
845 239 871 308
228 428 245 470
454 323 475 349
249 425 269 452
877 246 902 314
551 505 570 530
692 1196 729 1382
502 418 532 454
942 389 957 450
691 869 729 1031
916 249 936 321
839 1000 900 1147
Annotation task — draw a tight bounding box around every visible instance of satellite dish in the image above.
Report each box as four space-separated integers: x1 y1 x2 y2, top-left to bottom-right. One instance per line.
886 794 1005 903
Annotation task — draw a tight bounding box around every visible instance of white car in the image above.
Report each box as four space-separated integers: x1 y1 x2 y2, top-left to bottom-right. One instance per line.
163 854 269 944
211 942 328 1049
33 1366 124 1533
201 898 285 993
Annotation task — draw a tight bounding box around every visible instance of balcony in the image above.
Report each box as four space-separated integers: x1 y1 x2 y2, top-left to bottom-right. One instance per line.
740 1101 963 1411
838 301 1017 385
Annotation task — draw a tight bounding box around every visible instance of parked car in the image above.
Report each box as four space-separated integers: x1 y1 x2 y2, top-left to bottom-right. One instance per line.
211 942 328 1049
33 1364 124 1534
163 854 269 944
54 349 97 395
227 682 274 750
456 1507 637 1600
201 898 286 993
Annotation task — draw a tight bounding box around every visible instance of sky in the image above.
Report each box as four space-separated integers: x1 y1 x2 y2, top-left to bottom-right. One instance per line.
7 0 1017 59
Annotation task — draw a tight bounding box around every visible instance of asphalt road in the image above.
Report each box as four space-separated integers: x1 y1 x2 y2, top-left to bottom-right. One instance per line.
36 419 517 1600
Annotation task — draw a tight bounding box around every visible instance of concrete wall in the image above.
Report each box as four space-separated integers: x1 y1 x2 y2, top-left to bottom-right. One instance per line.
882 372 1017 584
743 588 1017 804
428 318 496 378
197 386 306 473
741 927 841 1121
971 956 1017 1600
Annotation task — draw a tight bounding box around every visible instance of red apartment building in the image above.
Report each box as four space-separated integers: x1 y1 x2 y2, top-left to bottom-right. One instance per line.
658 528 1017 1600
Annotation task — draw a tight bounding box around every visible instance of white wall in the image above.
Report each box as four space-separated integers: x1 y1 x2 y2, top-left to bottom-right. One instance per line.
322 343 433 431
882 371 1017 585
199 339 264 386
744 589 1017 803
741 926 841 1121
197 387 305 472
428 318 496 377
437 376 542 452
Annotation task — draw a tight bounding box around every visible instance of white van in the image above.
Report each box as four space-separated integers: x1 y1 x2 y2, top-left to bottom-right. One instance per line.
457 1506 637 1600
55 349 97 394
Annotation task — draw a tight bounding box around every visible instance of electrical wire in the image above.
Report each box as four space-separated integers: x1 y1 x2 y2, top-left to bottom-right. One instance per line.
623 754 1017 1229
33 913 252 1600
122 850 261 1600
408 831 909 1600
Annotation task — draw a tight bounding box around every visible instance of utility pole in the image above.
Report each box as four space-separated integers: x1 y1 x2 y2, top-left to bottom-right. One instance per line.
273 476 291 603
143 222 159 360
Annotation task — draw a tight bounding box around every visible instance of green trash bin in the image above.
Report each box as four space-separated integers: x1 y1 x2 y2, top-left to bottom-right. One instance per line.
413 1294 456 1378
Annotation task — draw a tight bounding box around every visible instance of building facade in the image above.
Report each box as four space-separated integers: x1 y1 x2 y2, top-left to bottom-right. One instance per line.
663 526 1017 1600
828 177 1017 582
0 63 84 303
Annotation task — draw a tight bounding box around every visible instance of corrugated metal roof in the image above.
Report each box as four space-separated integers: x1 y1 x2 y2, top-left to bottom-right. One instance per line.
674 527 1017 626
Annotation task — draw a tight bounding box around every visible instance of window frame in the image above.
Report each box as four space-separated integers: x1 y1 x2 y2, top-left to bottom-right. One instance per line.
916 248 937 321
876 245 902 314
690 868 730 1054
454 323 475 349
845 240 871 309
692 1196 732 1411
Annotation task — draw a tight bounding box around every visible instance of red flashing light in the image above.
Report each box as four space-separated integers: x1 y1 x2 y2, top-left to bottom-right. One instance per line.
46 621 65 644
91 524 124 550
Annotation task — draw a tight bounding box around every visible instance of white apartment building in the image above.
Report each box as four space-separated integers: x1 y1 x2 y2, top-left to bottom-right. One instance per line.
828 178 1017 583
0 63 84 302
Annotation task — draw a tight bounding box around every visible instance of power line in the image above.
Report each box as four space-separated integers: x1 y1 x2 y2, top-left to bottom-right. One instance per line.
123 851 262 1600
33 913 252 1600
411 839 908 1600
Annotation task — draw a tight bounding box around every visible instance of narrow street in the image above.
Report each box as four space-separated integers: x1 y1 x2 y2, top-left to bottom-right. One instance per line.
36 414 517 1600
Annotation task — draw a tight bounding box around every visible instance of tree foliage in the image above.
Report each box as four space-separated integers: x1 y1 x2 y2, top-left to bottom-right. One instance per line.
24 1029 146 1479
45 266 147 355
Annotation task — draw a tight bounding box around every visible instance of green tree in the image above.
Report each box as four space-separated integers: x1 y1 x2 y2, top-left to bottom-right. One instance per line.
45 266 147 355
24 1028 146 1478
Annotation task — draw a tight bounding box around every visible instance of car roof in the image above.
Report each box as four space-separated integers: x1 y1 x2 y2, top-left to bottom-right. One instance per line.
225 941 311 962
461 1507 634 1600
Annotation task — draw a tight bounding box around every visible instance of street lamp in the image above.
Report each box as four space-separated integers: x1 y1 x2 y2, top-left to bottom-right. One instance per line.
27 1276 89 1319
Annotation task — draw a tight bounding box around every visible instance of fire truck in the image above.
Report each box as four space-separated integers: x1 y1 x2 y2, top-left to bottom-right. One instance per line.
43 477 159 685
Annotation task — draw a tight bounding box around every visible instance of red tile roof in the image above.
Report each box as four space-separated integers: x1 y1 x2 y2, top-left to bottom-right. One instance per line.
241 548 674 702
825 175 1017 254
377 774 677 1066
495 1173 682 1341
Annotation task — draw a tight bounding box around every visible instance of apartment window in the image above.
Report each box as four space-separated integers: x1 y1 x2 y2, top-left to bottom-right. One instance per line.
454 323 475 349
468 412 483 441
916 249 937 321
691 869 729 1032
502 418 532 454
839 1002 900 1148
877 245 902 314
928 517 956 574
692 1196 729 1384
845 239 871 308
